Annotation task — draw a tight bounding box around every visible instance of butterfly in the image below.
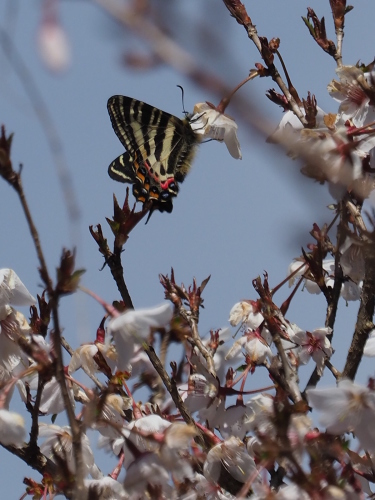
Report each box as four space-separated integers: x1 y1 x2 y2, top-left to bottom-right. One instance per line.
107 95 200 217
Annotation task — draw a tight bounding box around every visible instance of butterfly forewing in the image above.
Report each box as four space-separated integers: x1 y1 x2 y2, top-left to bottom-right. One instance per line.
107 95 199 214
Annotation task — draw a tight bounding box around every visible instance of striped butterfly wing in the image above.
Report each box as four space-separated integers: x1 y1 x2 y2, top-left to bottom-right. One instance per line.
107 96 199 214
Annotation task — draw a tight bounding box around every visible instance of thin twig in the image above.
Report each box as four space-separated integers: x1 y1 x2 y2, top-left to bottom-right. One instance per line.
304 202 346 391
143 343 209 451
29 377 45 450
50 301 85 496
8 172 52 290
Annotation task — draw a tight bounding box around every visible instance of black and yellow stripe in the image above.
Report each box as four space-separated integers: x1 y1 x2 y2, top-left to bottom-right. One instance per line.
107 96 200 215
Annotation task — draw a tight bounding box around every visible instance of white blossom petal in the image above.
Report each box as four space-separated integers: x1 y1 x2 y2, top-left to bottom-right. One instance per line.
190 103 242 159
0 269 35 307
0 409 25 447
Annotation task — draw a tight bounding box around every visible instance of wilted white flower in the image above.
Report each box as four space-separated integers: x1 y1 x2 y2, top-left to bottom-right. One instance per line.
307 379 375 452
0 409 25 447
190 102 242 159
229 301 263 329
217 403 256 440
184 355 223 428
0 306 31 373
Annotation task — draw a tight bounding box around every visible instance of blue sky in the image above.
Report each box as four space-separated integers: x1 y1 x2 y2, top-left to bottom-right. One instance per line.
1 0 375 496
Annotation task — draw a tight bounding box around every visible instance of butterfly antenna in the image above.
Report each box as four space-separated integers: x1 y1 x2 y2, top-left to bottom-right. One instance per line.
177 85 188 116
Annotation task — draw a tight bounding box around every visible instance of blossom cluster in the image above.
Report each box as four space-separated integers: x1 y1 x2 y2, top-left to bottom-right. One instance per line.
5 2 375 499
3 264 375 499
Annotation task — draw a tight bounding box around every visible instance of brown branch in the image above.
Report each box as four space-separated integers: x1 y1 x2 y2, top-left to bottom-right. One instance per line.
304 203 347 391
29 377 45 450
6 171 52 290
222 0 306 124
253 276 301 403
0 443 74 498
50 300 85 496
1 131 86 493
143 344 209 451
106 249 134 309
343 238 375 380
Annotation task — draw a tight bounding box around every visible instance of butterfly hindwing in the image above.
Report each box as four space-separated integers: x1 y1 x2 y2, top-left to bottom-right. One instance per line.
108 152 137 184
108 152 173 214
107 95 199 214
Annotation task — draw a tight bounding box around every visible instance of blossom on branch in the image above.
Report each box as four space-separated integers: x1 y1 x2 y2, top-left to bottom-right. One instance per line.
39 423 94 475
0 409 25 447
0 268 36 307
328 65 375 127
190 103 242 159
290 326 333 376
306 379 375 453
108 303 173 371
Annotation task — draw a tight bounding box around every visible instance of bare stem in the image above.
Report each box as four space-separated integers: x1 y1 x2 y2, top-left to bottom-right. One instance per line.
343 239 375 379
50 300 85 496
29 377 45 450
10 173 52 290
143 343 208 451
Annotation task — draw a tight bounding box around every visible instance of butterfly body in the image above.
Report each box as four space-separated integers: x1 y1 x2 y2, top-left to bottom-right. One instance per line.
107 96 200 214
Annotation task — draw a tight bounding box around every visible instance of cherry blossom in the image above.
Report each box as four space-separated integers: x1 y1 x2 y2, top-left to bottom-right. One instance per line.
107 303 173 371
190 102 242 159
84 477 127 500
306 379 375 452
39 423 95 475
203 436 260 487
0 409 25 447
123 452 170 498
328 65 375 127
120 414 172 468
0 268 36 307
269 105 326 146
290 326 333 375
225 331 273 365
288 257 362 301
229 300 264 330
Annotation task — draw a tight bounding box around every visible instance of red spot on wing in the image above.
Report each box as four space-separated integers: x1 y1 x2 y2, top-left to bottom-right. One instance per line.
160 177 176 190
